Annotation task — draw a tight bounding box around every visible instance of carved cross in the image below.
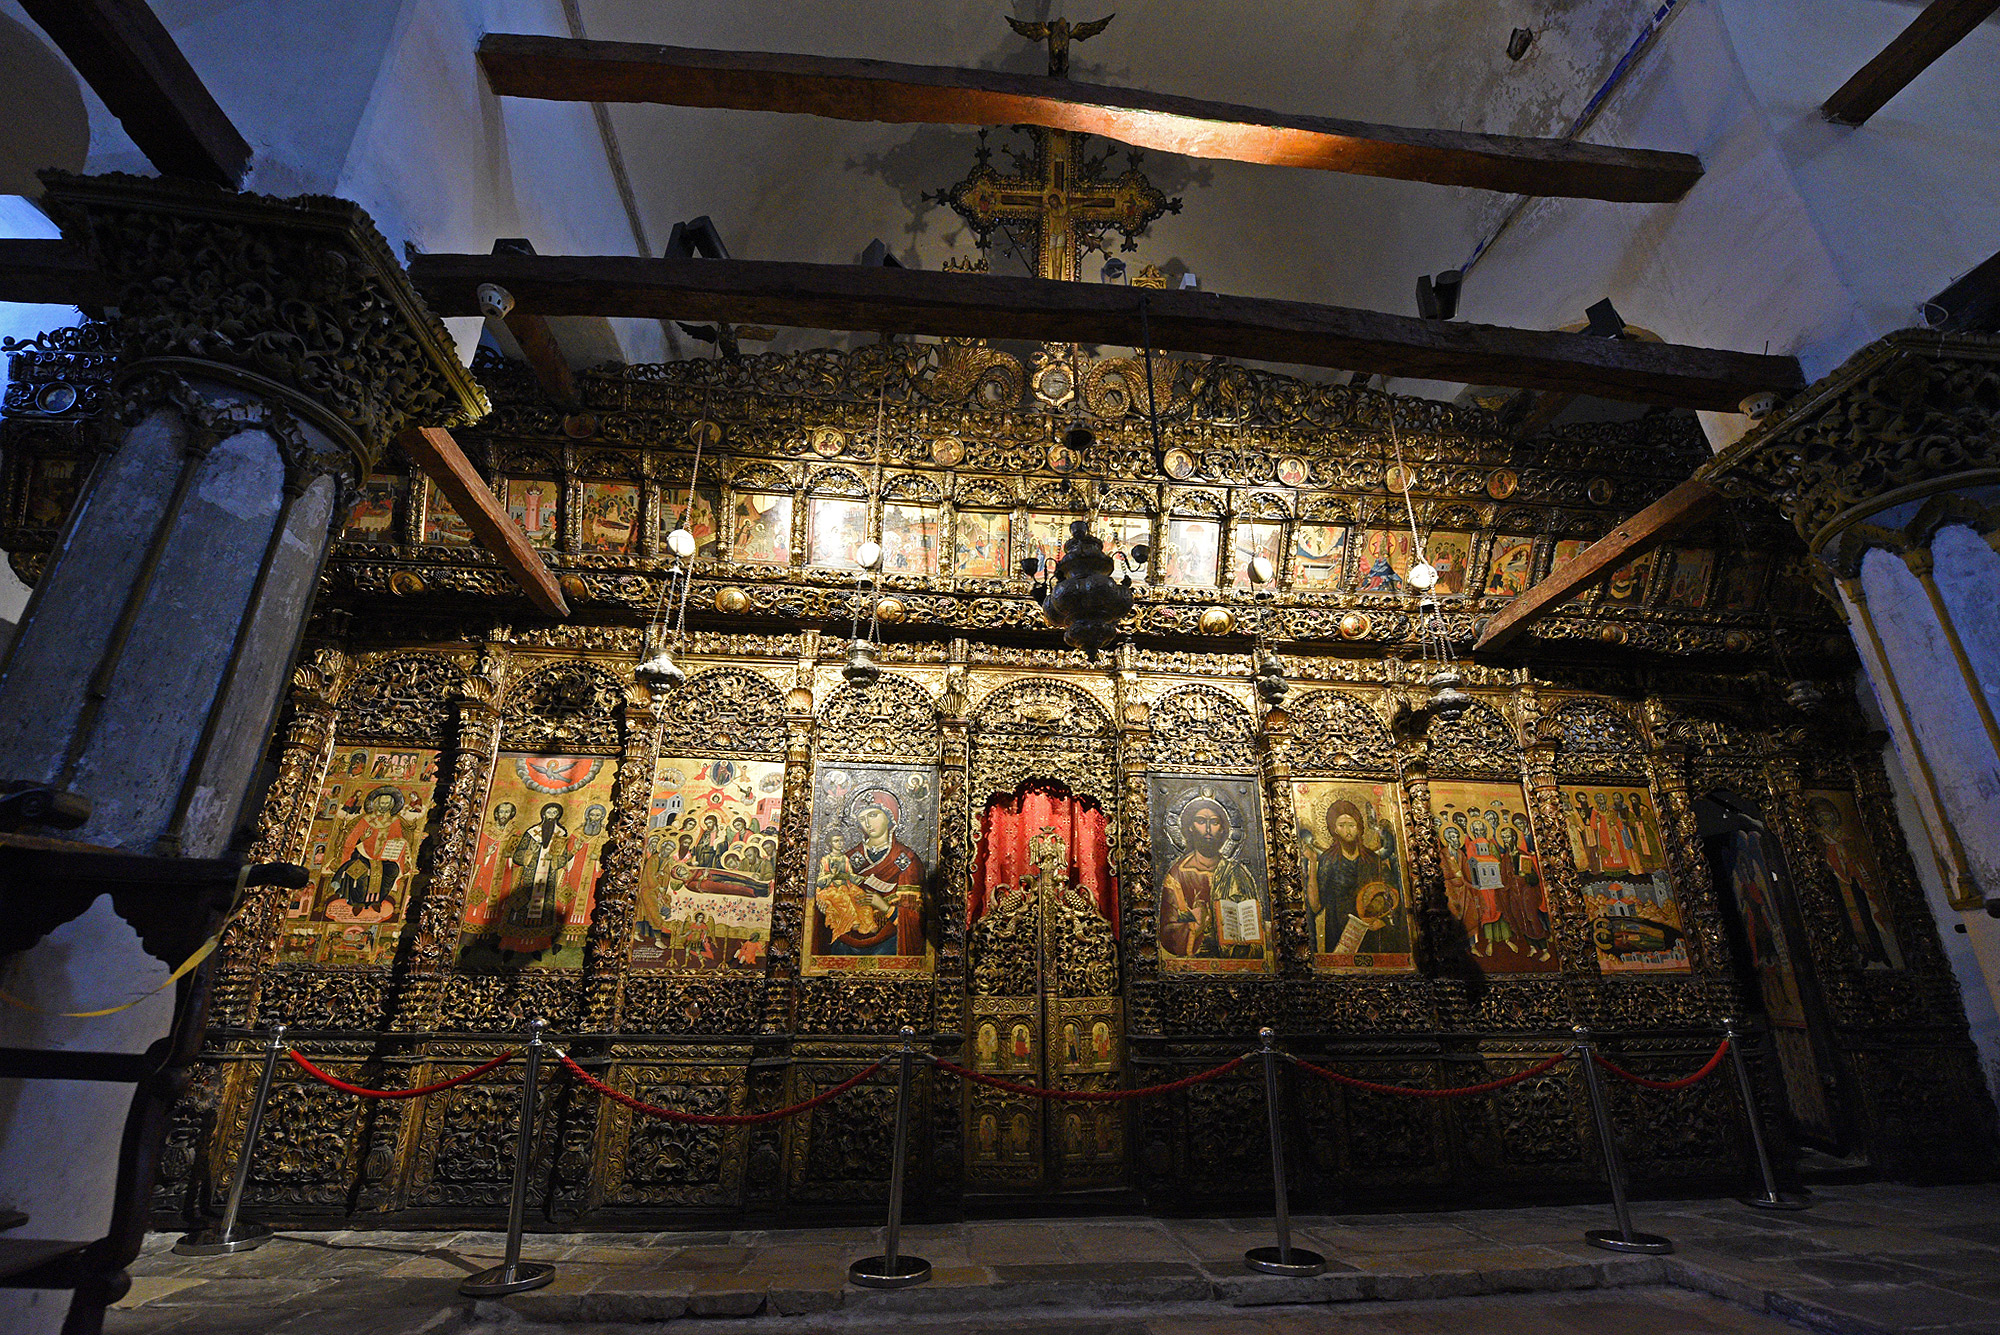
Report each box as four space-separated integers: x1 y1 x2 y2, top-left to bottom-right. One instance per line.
931 127 1178 282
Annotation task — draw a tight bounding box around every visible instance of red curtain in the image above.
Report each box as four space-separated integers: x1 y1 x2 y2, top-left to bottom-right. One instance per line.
970 783 1116 935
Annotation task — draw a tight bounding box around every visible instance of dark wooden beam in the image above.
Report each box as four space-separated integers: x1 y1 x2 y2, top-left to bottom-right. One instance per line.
1474 479 1722 653
18 0 251 187
477 33 1704 203
501 302 580 406
0 239 110 307
1823 0 2000 126
485 241 580 406
1926 246 2000 333
395 427 570 619
408 251 1802 411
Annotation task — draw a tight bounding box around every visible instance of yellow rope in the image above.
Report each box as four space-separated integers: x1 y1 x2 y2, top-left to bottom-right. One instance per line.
0 920 229 1018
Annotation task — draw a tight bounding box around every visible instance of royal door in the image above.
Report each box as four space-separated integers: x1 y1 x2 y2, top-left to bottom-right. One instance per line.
962 681 1126 1195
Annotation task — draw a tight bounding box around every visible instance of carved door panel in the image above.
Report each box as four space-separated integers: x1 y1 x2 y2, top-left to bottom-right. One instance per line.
1701 803 1843 1149
964 790 1125 1195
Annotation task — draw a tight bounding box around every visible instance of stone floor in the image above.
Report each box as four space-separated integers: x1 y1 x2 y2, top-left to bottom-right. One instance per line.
104 1182 2000 1335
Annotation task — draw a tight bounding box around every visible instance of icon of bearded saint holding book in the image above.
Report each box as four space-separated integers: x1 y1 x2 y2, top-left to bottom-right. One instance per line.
812 789 926 956
1158 790 1267 963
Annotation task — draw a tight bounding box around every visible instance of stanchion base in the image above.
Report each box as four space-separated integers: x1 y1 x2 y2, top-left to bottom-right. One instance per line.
848 1256 932 1289
1245 1245 1328 1276
1740 1192 1811 1211
173 1221 273 1256
1585 1229 1674 1255
459 1261 557 1297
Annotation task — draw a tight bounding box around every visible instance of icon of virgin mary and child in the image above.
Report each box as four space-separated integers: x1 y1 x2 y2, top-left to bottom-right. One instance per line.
812 789 926 956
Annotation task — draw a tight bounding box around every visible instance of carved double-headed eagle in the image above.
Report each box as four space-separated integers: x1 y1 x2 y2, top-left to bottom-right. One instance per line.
1006 13 1115 77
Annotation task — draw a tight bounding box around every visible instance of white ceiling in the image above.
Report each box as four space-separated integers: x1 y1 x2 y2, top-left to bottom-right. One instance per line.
574 0 1667 355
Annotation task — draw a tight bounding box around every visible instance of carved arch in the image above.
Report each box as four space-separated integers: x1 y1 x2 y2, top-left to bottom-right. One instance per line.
1167 487 1224 517
969 678 1116 809
1425 698 1517 777
1287 689 1395 772
728 460 795 492
1026 479 1082 510
496 446 559 475
501 659 625 753
883 472 942 502
956 476 1017 509
1300 495 1354 524
1099 484 1155 515
1149 684 1256 769
808 466 868 497
576 450 639 479
335 651 466 742
970 678 1114 738
817 674 940 761
656 667 786 755
1240 490 1294 520
1541 697 1644 777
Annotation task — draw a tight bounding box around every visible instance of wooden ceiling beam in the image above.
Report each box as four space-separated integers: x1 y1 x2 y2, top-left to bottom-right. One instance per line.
1823 0 1999 126
395 427 570 619
1473 479 1722 654
504 303 580 406
482 241 580 407
476 33 1704 203
18 0 251 187
407 251 1802 411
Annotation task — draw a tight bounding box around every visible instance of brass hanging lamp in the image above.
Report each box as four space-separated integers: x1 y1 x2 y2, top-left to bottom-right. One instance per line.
637 413 710 691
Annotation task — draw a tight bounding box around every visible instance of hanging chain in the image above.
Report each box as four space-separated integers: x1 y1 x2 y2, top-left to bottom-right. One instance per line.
657 394 711 651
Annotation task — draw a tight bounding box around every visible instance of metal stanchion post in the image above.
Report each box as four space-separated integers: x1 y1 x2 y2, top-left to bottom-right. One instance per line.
1575 1024 1673 1255
1725 1017 1810 1211
849 1026 932 1289
1245 1027 1326 1276
176 1025 287 1256
461 1019 556 1297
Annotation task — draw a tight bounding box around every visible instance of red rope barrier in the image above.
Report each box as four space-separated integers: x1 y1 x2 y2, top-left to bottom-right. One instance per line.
1591 1038 1731 1091
288 1049 516 1099
558 1052 885 1125
1290 1049 1572 1099
931 1054 1249 1102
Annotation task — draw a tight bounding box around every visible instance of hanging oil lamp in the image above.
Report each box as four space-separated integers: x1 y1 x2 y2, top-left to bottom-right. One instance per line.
842 541 884 688
1025 420 1147 660
638 425 709 690
1253 646 1289 706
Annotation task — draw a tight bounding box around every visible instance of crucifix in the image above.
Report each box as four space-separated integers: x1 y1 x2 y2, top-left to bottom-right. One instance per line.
930 16 1179 283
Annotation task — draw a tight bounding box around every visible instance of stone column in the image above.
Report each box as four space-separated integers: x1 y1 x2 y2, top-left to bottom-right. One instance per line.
1709 329 2000 1097
0 174 483 1258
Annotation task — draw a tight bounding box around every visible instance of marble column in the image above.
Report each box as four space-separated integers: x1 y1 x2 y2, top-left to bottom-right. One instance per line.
0 174 482 1280
1708 328 2000 1099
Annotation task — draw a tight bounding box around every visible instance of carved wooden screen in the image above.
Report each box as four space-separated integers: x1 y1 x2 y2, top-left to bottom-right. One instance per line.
1421 698 1562 985
1287 689 1412 974
1146 685 1271 979
1544 698 1691 977
275 651 464 1006
439 658 627 1031
595 666 788 1216
964 678 1124 1193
